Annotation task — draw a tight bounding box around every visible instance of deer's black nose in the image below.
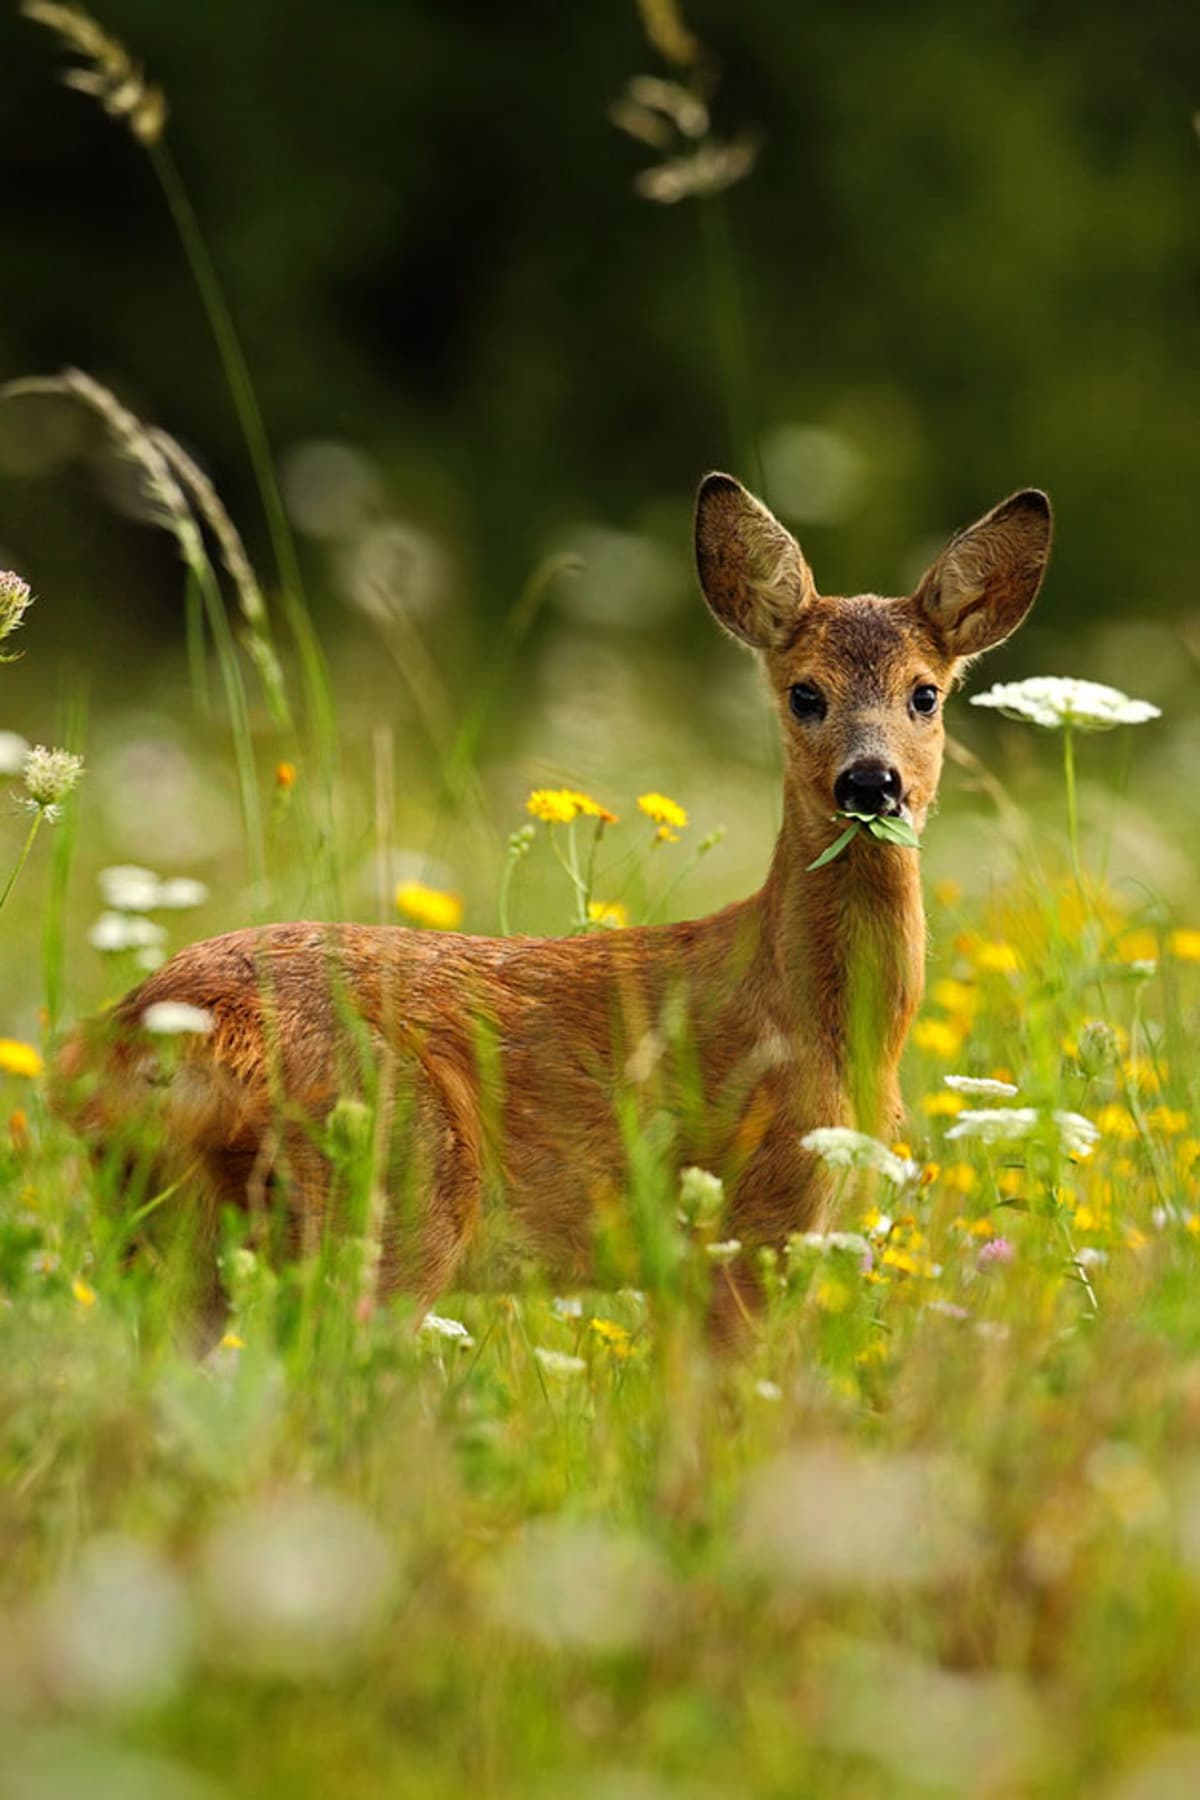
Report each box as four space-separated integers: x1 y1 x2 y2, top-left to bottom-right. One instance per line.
834 761 903 816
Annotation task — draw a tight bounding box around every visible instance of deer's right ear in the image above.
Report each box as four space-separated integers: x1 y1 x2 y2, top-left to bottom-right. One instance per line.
694 473 817 649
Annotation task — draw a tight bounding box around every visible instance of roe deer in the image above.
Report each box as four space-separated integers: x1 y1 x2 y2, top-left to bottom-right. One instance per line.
56 474 1052 1336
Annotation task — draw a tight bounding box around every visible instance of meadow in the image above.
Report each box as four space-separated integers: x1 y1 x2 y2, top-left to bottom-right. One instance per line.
4 5 1200 1798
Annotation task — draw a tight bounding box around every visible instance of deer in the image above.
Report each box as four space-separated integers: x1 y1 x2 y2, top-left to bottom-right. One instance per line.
54 474 1052 1340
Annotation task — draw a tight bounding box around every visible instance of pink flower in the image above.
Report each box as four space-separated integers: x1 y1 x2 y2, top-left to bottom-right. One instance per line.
977 1237 1015 1270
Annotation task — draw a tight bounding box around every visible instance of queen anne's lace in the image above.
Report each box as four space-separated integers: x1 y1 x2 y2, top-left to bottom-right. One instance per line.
970 677 1160 731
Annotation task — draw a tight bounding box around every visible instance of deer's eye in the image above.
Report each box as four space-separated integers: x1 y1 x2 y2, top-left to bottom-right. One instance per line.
912 683 939 717
789 682 826 722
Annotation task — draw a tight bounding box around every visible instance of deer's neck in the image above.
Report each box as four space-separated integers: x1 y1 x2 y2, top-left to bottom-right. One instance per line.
753 815 926 1131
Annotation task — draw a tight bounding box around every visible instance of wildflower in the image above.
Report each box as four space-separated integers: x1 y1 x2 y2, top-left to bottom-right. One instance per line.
587 899 629 929
158 876 208 909
1170 929 1200 961
552 1295 583 1319
802 1126 920 1187
420 1312 474 1346
275 761 296 789
526 788 616 825
754 1379 782 1401
970 675 1161 731
88 912 167 954
0 1038 42 1077
98 865 161 910
705 1238 743 1265
912 1018 965 1059
944 1075 1019 1099
942 1163 978 1194
220 1331 246 1350
813 1276 852 1313
590 1317 634 1358
945 1107 1099 1158
1147 1106 1189 1136
1094 1103 1138 1141
533 1346 587 1377
933 880 963 908
141 1001 214 1036
72 1277 97 1308
921 1090 965 1118
0 572 33 657
679 1164 725 1228
930 977 977 1015
21 744 84 816
0 731 31 775
1076 1019 1120 1076
395 881 463 931
637 791 688 830
975 941 1022 974
9 1108 29 1150
977 1237 1015 1269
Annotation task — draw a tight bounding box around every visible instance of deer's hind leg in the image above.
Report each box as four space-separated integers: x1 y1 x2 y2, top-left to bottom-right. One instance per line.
376 1051 484 1316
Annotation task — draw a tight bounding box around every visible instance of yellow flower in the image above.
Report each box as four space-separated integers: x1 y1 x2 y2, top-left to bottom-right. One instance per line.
1170 929 1200 961
587 899 629 929
921 1090 965 1118
1094 1103 1138 1141
880 1245 938 1278
0 1039 43 1078
72 1278 97 1308
996 1168 1025 1199
1147 1106 1189 1136
933 880 963 908
943 1162 979 1194
395 881 464 931
1117 928 1158 963
526 788 617 825
590 1317 634 1358
855 1337 890 1367
637 792 688 830
654 825 681 845
220 1331 246 1350
975 941 1022 975
275 761 296 789
814 1277 851 1314
912 1018 965 1059
930 977 978 1016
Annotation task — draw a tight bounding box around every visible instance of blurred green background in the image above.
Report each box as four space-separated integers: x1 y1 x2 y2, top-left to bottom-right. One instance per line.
1 0 1198 1020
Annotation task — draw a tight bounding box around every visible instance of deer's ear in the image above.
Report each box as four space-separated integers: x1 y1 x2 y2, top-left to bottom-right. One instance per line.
913 489 1052 658
695 473 817 649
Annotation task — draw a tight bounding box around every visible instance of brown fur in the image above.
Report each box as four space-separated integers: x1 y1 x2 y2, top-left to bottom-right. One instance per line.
53 475 1052 1337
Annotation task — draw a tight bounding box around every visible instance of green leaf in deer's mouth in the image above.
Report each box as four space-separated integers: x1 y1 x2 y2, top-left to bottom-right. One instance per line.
807 811 921 871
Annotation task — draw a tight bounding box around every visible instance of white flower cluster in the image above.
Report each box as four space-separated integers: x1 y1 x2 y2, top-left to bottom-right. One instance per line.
0 730 30 776
88 864 208 973
22 744 84 815
970 676 1160 732
801 1127 920 1187
141 1001 214 1037
944 1075 1019 1099
946 1107 1099 1158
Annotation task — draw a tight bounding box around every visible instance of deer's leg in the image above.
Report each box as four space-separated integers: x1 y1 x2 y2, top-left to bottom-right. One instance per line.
377 1057 483 1314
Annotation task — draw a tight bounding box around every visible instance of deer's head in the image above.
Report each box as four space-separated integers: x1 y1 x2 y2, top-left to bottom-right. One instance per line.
695 474 1052 841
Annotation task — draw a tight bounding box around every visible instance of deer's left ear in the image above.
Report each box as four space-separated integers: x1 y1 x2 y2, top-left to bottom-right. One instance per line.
913 489 1052 658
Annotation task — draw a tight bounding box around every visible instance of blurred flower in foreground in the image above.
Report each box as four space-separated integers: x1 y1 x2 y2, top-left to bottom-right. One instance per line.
678 1164 724 1228
395 880 463 931
970 676 1160 730
946 1107 1099 1158
88 912 167 957
21 744 83 816
99 864 208 911
534 1347 587 1379
40 1534 192 1711
526 787 617 826
587 898 629 929
141 1001 214 1037
420 1311 474 1347
802 1127 920 1187
735 1447 980 1591
485 1517 669 1652
0 729 31 774
199 1490 395 1675
0 570 33 657
0 1038 43 1077
944 1074 1019 1098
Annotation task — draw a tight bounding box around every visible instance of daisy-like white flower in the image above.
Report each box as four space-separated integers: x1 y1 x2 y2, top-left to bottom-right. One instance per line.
88 913 167 954
944 1075 1020 1099
157 876 209 909
945 1107 1099 1158
141 1001 214 1036
21 744 84 816
970 676 1160 732
533 1346 587 1378
99 865 162 911
0 731 31 776
705 1238 742 1265
420 1312 474 1346
791 1230 872 1259
801 1126 920 1187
